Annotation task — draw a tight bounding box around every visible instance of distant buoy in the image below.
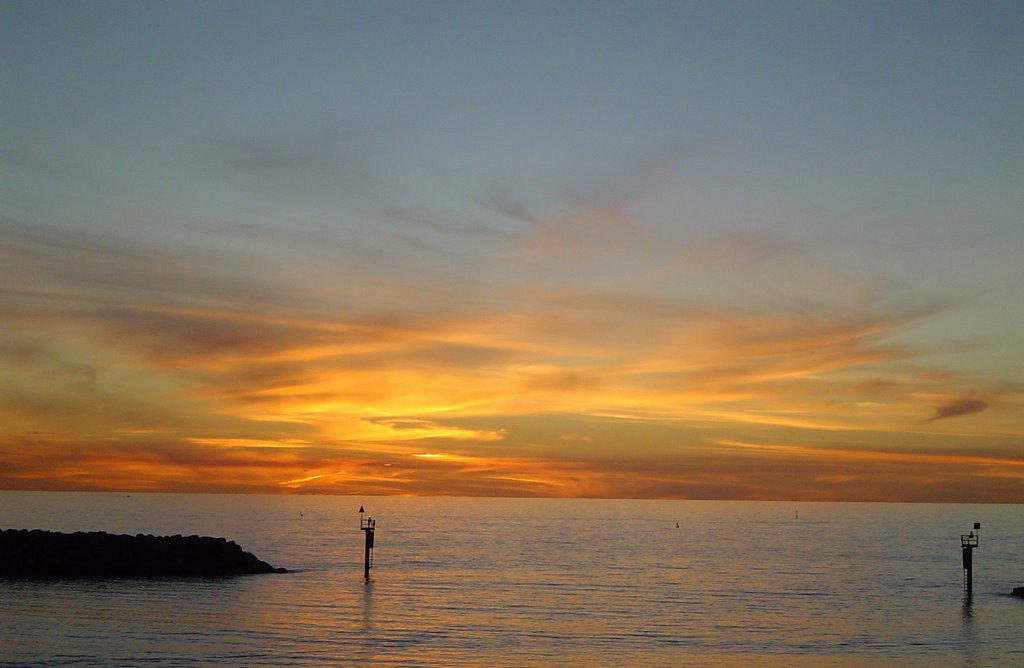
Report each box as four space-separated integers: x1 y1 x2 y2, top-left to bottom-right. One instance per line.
795 510 799 520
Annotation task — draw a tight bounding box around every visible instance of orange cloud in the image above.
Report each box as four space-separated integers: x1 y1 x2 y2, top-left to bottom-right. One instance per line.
717 438 1024 470
1 207 1022 502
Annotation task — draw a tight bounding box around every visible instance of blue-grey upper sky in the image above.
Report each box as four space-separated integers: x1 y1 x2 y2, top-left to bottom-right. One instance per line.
1 1 1022 499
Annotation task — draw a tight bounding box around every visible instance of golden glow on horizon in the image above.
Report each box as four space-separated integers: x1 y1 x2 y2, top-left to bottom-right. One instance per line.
1 196 1022 503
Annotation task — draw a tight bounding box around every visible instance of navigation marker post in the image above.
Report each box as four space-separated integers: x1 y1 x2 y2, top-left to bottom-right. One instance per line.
359 506 376 580
961 521 980 595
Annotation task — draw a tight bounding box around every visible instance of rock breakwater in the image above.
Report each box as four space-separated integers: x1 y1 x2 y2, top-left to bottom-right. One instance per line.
0 529 286 577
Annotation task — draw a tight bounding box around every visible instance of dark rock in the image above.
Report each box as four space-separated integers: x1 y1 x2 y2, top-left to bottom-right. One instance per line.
0 529 286 577
1012 587 1024 598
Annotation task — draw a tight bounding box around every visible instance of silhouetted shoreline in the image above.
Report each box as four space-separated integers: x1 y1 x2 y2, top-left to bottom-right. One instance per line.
0 529 286 577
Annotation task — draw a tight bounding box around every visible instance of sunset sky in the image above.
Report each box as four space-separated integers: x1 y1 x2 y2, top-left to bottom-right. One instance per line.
2 1 1022 501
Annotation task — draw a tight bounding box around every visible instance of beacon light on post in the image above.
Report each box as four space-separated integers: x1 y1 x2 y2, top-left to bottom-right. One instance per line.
360 506 376 580
961 521 980 595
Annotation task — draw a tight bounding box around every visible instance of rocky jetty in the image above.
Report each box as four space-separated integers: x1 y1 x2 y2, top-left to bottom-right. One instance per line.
0 529 286 577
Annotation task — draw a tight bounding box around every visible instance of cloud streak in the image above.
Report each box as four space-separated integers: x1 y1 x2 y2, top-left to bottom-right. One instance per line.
927 397 989 422
1 155 1021 501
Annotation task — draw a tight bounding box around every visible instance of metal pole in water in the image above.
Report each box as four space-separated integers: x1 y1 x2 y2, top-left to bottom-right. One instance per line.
359 506 375 580
960 521 980 595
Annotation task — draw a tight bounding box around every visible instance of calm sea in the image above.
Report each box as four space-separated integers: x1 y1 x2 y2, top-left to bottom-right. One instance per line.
0 493 1022 666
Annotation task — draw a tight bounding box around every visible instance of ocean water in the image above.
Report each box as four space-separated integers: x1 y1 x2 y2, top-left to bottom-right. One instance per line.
0 493 1022 666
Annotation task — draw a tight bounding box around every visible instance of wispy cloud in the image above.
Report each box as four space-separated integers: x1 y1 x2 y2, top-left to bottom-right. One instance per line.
2 159 1021 500
199 125 377 192
926 397 989 422
480 148 688 262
